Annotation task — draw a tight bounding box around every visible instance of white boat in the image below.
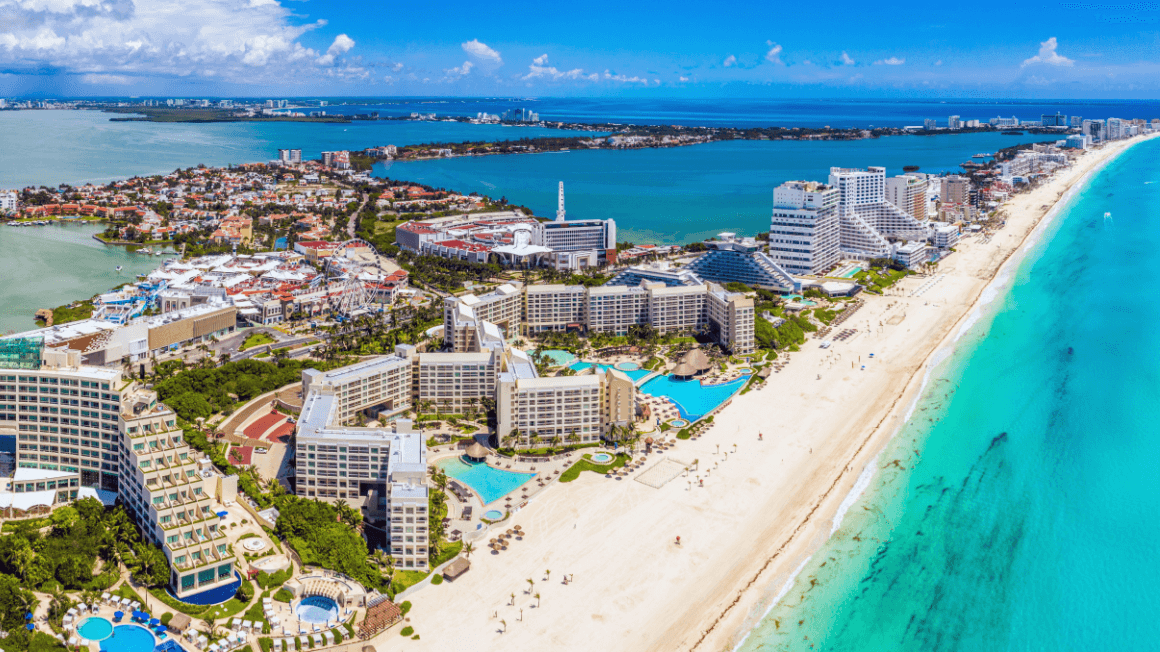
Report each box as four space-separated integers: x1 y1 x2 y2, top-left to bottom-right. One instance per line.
116 266 123 272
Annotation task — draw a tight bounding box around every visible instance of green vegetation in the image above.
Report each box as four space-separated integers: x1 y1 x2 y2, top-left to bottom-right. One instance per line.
255 568 292 590
400 627 414 637
240 332 277 351
36 299 95 327
275 496 383 590
854 260 910 293
156 358 343 421
754 314 816 350
0 499 166 593
430 574 443 585
560 453 629 482
390 571 429 596
813 308 840 325
273 588 293 603
724 282 752 293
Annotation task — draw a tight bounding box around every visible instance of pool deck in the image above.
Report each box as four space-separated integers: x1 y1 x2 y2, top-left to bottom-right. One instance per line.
429 448 597 536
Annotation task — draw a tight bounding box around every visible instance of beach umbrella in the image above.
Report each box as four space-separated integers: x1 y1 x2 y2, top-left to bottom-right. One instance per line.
25 613 32 620
149 618 160 626
26 624 35 631
157 626 167 633
114 612 123 621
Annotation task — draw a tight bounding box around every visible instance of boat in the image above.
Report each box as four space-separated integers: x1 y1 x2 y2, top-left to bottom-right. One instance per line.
116 266 123 272
972 152 991 158
902 165 920 172
1001 130 1024 135
139 247 153 254
960 161 984 169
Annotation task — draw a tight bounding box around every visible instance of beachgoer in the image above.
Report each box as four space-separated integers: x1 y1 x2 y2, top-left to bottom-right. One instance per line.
676 535 681 545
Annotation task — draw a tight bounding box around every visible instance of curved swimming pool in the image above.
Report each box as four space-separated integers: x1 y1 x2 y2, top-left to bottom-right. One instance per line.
296 596 339 624
99 625 155 652
435 457 535 505
78 617 113 641
640 374 749 421
590 452 613 463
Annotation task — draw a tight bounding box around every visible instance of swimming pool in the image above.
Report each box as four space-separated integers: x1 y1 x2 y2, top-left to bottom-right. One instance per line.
296 596 338 624
784 295 819 306
538 349 577 366
568 361 653 383
590 452 613 463
640 374 749 421
615 361 641 371
166 571 242 606
838 266 863 278
99 625 155 652
483 509 504 520
436 456 535 505
78 617 113 641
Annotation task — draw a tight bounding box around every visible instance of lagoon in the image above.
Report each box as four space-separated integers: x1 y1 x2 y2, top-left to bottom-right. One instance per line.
0 222 166 334
377 131 1059 244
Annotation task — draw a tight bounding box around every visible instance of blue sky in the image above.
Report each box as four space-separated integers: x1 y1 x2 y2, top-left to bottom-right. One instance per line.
1 0 1158 98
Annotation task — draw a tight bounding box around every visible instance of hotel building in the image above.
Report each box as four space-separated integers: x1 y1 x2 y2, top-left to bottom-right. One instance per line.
685 233 798 291
829 166 928 260
294 354 428 570
2 341 237 600
769 181 841 276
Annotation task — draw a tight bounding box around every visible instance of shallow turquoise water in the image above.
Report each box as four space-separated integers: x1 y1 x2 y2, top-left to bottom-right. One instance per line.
737 138 1160 651
568 361 653 383
436 456 535 505
77 617 113 641
639 374 748 420
539 349 578 366
99 625 154 652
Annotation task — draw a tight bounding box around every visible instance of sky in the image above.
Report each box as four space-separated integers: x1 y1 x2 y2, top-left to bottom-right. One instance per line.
1 0 1158 98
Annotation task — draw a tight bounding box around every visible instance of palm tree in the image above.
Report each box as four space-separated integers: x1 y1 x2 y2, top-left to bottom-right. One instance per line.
526 578 534 593
500 619 507 633
463 542 474 558
535 593 541 608
510 592 515 606
545 569 550 583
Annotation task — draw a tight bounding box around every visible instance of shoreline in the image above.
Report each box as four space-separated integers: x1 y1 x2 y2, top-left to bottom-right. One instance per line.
379 134 1156 652
692 131 1160 652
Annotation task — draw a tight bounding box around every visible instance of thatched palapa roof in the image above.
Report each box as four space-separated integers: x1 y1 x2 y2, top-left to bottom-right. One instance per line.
465 442 489 460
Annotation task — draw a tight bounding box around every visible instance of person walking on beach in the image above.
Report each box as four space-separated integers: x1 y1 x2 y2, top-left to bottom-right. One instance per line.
759 432 763 441
676 535 681 546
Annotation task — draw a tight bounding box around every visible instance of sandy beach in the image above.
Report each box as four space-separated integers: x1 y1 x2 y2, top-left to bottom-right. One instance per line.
362 134 1156 652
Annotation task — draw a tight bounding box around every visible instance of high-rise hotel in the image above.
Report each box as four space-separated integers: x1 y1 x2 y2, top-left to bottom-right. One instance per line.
0 339 237 600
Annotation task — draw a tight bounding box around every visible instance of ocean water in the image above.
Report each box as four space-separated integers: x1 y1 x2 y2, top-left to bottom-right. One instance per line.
377 132 1059 244
735 137 1160 650
0 222 164 334
0 110 583 189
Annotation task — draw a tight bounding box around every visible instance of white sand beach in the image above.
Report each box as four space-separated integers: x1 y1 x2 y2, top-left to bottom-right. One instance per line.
364 134 1157 652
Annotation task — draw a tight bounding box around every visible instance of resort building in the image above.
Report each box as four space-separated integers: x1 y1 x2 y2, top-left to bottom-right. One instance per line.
442 284 523 350
294 355 429 571
829 166 928 260
684 233 798 291
769 181 841 276
604 262 704 288
496 373 602 447
893 241 930 268
408 349 500 414
524 284 588 333
1 342 239 600
885 173 929 222
446 281 755 354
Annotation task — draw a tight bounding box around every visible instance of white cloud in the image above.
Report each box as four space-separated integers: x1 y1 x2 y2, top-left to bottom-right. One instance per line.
723 54 737 67
444 60 474 77
316 33 354 66
521 54 600 82
462 39 502 64
934 59 943 66
678 75 690 82
874 57 905 65
1022 37 1074 67
392 62 404 72
0 0 336 84
81 73 130 85
840 51 855 65
764 41 783 65
603 70 647 84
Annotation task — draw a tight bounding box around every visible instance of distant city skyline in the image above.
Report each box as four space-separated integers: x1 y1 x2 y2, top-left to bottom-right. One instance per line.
0 0 1157 98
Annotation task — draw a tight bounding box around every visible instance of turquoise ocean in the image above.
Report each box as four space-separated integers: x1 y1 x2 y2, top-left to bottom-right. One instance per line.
735 137 1160 650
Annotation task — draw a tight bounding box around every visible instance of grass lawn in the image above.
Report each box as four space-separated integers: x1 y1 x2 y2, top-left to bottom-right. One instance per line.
240 332 277 351
559 452 629 483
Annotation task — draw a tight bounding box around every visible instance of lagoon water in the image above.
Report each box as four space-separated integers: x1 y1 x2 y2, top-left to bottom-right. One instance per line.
736 137 1160 650
0 110 582 189
0 222 163 334
378 132 1058 244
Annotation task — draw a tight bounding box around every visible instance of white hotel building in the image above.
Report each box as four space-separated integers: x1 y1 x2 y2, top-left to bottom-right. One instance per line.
2 342 237 600
769 181 841 276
